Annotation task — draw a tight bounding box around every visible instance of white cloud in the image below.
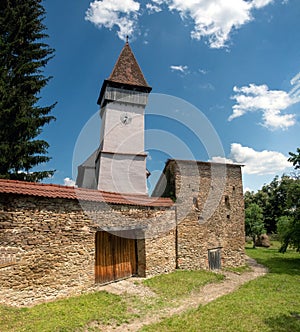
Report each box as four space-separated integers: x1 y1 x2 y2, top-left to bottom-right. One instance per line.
146 3 162 13
251 0 274 9
229 143 290 175
170 65 188 73
229 76 300 130
64 177 76 187
85 0 140 41
152 0 273 48
86 0 275 48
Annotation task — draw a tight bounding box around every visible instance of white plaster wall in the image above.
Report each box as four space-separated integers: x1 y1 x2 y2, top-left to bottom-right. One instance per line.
97 153 147 194
101 103 145 154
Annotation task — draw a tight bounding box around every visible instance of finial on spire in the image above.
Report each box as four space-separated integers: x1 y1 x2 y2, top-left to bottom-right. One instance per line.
126 35 129 43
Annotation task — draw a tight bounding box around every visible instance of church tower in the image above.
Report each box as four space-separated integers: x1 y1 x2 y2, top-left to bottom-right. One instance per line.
95 40 152 194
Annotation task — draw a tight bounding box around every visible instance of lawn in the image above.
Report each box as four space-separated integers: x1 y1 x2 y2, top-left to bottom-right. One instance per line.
140 243 300 332
0 291 133 332
0 269 222 331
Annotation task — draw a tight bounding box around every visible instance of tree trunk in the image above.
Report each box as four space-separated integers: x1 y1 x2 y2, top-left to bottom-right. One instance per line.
252 235 256 248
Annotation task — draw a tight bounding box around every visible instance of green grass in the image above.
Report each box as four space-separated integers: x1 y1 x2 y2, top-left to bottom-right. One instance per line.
0 270 224 331
143 270 224 301
223 264 252 274
2 243 299 332
140 243 300 332
0 291 134 332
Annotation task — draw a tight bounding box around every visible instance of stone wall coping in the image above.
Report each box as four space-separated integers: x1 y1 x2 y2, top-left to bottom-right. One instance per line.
166 159 244 168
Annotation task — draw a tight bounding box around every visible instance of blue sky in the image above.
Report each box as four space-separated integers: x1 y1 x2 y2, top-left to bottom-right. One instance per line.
39 0 300 192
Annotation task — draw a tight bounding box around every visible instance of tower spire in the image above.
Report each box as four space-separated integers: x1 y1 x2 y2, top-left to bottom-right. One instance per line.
97 41 151 105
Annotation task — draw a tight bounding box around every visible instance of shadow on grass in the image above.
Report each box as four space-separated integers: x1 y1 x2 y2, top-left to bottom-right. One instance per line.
255 256 300 276
246 246 300 276
265 313 300 332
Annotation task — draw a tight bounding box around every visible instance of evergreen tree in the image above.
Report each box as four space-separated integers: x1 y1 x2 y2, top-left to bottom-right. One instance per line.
0 0 56 182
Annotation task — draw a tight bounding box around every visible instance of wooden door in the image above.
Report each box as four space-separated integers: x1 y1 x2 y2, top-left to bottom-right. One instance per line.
95 231 137 283
208 248 221 270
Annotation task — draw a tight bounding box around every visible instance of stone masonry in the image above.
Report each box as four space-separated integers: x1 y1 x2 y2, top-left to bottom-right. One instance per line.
0 193 175 307
153 160 246 270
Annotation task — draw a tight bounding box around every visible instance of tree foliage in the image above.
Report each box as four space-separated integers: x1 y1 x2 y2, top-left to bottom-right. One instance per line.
245 175 299 234
0 0 56 181
245 203 265 248
288 147 300 170
245 149 300 252
277 216 300 253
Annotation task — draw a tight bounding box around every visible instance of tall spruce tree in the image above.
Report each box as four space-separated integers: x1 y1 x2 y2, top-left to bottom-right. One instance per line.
0 0 56 182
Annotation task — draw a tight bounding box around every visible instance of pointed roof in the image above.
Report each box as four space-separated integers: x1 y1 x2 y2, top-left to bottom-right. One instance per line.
108 41 150 88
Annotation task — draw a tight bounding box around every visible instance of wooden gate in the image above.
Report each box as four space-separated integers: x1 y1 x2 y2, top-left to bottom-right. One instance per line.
95 231 137 284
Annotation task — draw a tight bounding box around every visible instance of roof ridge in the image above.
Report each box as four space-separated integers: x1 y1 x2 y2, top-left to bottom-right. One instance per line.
0 179 76 189
0 179 173 207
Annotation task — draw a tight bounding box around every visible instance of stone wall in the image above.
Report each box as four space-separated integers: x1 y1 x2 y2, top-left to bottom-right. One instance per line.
0 160 245 307
160 160 245 270
144 229 176 276
0 194 175 307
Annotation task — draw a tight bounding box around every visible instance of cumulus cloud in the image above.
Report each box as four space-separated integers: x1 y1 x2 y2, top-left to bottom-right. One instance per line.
149 0 274 48
85 0 140 41
86 0 275 48
229 143 290 175
64 177 76 186
211 143 291 175
170 65 188 73
146 3 162 13
229 72 300 130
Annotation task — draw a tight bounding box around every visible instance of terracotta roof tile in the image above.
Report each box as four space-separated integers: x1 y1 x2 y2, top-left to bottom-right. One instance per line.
108 42 150 88
0 179 173 207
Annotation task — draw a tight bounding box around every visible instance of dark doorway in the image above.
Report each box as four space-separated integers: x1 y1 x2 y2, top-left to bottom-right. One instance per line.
208 248 221 270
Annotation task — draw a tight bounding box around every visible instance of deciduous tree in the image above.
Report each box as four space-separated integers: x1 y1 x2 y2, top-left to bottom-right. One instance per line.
288 148 300 170
245 203 265 248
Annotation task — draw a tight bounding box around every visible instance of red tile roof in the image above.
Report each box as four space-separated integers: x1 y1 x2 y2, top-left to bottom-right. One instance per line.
0 179 173 207
108 41 150 88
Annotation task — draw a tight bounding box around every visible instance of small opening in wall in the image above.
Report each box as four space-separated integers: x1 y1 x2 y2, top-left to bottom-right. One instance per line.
225 195 230 208
232 186 236 191
227 214 230 219
198 215 205 224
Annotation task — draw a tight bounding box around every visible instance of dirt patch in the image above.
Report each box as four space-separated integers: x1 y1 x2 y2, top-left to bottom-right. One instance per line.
101 278 156 298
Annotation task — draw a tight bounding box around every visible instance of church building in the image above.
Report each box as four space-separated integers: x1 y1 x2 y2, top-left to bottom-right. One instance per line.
0 41 245 307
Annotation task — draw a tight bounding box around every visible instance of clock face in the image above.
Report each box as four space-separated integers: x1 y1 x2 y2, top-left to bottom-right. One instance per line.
120 113 132 125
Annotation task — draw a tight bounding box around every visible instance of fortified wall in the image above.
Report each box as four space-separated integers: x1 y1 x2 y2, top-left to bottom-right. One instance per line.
0 181 175 307
153 160 246 270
